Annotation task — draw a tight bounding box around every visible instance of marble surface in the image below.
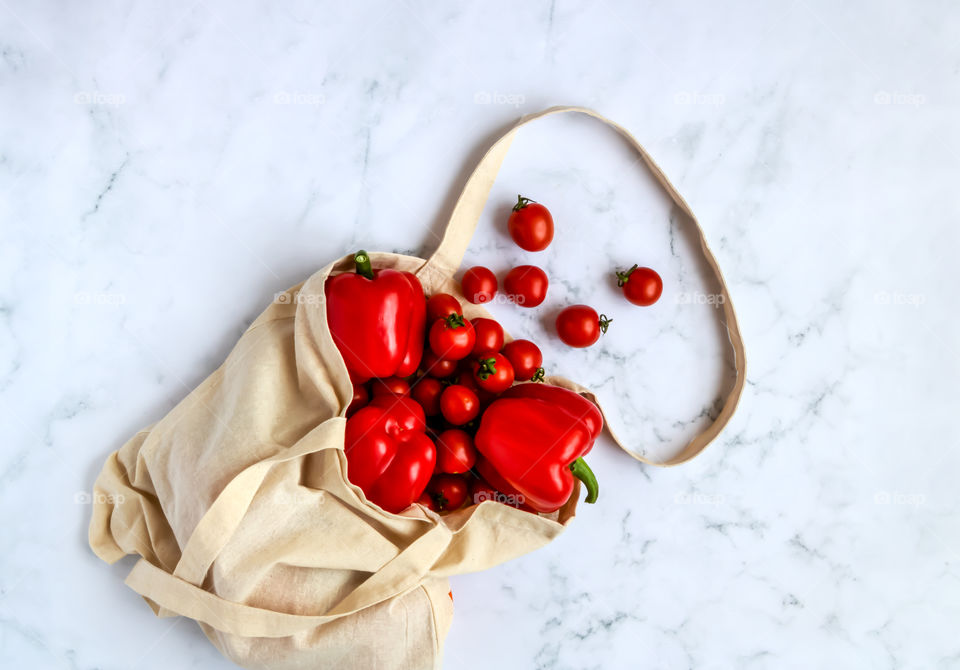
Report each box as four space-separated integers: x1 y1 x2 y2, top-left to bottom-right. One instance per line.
2 0 959 668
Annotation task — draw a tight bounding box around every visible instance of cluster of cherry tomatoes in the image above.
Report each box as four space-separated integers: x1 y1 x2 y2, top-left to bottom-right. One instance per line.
346 292 544 513
460 195 664 348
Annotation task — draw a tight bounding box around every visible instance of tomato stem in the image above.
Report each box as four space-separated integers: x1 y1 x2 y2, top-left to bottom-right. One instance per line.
569 457 599 504
531 367 545 383
615 264 638 288
476 357 497 380
512 194 537 212
598 314 613 334
444 313 466 329
354 250 375 280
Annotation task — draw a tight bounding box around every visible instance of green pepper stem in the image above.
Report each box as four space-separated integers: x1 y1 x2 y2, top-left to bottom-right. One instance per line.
569 457 599 504
354 250 374 279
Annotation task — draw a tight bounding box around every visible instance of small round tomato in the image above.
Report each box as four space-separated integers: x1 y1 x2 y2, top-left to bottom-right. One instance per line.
508 195 554 251
421 349 458 378
346 383 369 417
470 318 505 355
440 384 479 425
501 339 544 382
556 305 612 348
616 265 663 306
427 474 469 511
417 491 439 512
370 376 410 397
427 293 462 321
471 353 515 393
461 266 498 304
429 314 476 360
504 265 548 308
435 428 477 473
411 377 444 416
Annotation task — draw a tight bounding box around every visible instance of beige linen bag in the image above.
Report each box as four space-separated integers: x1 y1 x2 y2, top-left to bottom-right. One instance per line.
89 107 746 670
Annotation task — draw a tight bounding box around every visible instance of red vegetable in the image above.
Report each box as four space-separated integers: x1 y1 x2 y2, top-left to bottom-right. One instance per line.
429 313 476 361
501 383 603 440
616 265 662 306
370 376 410 397
435 428 477 473
440 384 480 425
346 383 369 418
507 195 554 251
426 474 469 511
502 339 544 382
556 305 612 348
344 396 436 514
471 318 505 355
471 353 515 394
461 266 498 304
427 293 462 321
411 377 444 416
474 392 599 513
326 250 426 382
504 265 548 307
421 350 458 378
417 491 439 512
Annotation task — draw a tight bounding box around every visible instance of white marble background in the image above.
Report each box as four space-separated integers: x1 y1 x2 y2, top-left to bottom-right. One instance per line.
2 0 958 668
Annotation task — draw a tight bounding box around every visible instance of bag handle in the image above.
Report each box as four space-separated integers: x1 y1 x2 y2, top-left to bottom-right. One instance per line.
417 106 746 467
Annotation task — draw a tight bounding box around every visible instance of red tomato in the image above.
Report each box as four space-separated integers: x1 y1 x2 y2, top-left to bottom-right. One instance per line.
417 491 439 512
370 376 410 396
435 429 477 473
501 339 544 382
461 266 498 304
471 353 515 393
556 305 612 348
507 196 554 251
421 349 458 378
470 318 505 355
411 377 444 416
504 265 548 308
426 293 462 321
440 384 479 425
429 314 476 360
346 383 369 417
426 474 469 511
616 265 663 306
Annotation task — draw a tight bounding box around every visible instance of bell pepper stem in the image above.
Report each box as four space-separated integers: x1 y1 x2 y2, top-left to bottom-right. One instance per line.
354 250 375 280
569 457 599 504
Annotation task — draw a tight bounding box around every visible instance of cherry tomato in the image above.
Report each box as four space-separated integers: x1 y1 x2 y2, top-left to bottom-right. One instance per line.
426 474 469 511
427 293 462 321
346 383 369 417
440 384 479 425
615 265 663 306
461 266 498 304
422 349 458 378
435 428 477 473
370 376 410 397
556 305 612 348
411 377 444 416
470 318 505 356
507 195 554 251
429 314 476 360
417 490 439 512
471 353 515 393
504 265 548 308
501 339 544 382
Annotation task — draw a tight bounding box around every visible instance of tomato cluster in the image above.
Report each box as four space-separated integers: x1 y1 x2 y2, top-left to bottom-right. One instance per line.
347 291 547 514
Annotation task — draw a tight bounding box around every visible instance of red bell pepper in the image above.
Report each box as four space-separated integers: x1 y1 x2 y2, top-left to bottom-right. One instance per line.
500 382 603 440
344 395 436 513
325 250 426 382
474 388 601 513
